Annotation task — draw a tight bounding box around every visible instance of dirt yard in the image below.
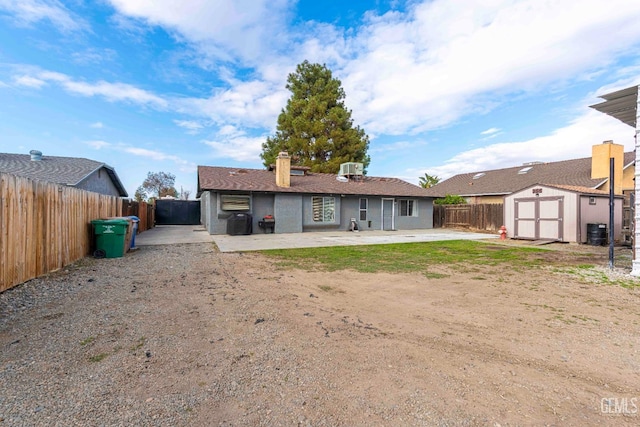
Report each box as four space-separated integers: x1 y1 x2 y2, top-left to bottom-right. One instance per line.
1 241 639 426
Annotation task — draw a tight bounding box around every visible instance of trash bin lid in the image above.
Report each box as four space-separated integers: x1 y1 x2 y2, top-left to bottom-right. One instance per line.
91 218 130 225
127 216 140 222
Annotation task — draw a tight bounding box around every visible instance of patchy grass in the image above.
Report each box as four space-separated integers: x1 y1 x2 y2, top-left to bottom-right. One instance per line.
89 353 108 363
263 240 640 288
264 240 547 274
80 336 95 346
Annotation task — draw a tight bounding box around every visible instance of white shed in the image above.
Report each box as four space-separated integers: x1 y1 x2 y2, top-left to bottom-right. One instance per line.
504 184 624 243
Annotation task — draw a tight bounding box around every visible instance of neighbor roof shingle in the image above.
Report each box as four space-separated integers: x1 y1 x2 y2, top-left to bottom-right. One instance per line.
197 166 430 198
423 152 635 198
0 153 128 196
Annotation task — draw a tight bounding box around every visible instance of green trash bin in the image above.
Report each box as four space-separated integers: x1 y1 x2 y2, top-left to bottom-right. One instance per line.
91 218 130 258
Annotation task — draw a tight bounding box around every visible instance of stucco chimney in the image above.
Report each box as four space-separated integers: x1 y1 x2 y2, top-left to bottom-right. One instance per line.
591 140 623 194
29 150 43 161
275 152 291 188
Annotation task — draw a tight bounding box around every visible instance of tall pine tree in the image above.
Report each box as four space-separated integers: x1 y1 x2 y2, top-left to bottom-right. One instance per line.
261 61 370 173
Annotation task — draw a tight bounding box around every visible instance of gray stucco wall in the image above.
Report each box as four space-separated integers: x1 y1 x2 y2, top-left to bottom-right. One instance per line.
199 191 213 233
275 194 303 233
200 191 433 235
75 168 121 197
394 198 433 230
252 194 276 233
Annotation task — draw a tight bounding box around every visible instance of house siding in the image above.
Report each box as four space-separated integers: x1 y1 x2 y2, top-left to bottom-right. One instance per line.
75 169 121 197
200 191 433 235
275 194 303 233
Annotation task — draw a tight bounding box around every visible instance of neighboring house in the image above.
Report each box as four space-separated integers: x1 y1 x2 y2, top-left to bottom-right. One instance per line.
424 142 634 204
197 152 433 234
0 150 128 197
424 141 632 243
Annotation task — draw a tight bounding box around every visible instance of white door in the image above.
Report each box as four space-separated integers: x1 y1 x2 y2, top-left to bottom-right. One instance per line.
382 199 394 230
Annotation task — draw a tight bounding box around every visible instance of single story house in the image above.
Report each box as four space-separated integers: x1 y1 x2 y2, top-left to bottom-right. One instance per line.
197 153 433 234
0 150 128 197
424 141 634 204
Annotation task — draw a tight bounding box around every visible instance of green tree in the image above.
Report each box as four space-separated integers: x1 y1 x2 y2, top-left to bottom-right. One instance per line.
434 194 467 205
140 171 177 199
418 173 440 188
134 185 147 202
261 60 370 173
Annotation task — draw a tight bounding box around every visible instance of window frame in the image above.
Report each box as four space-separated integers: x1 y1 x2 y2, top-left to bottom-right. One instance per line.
312 196 336 223
398 199 418 217
220 194 251 211
359 198 368 221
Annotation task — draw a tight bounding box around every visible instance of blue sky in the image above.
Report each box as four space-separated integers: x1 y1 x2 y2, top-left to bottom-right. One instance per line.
1 0 640 198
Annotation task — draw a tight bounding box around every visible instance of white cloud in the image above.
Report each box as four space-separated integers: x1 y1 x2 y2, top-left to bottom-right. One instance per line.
71 48 118 66
0 0 87 32
425 110 635 180
481 128 501 136
178 79 288 128
338 0 640 135
13 75 47 88
107 0 293 62
174 119 204 134
86 140 110 149
90 122 104 129
16 69 168 108
202 127 266 162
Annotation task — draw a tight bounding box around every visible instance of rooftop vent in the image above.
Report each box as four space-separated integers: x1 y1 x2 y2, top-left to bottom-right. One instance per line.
472 172 486 180
29 150 43 161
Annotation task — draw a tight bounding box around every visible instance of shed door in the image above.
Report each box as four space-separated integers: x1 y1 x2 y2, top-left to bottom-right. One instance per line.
514 197 563 240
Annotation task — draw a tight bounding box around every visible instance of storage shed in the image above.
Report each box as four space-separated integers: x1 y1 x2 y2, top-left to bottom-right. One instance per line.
504 184 623 243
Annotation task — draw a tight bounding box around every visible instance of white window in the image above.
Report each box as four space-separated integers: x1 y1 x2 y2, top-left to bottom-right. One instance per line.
359 198 368 221
221 195 250 211
312 196 335 222
398 199 417 217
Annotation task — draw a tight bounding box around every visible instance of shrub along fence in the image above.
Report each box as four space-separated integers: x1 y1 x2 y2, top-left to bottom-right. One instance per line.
1 173 122 292
433 203 504 233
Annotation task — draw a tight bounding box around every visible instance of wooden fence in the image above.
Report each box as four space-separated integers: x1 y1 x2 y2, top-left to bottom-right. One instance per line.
433 203 504 232
121 199 155 233
1 173 122 292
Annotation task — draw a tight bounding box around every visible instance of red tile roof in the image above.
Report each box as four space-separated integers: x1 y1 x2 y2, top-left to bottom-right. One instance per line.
197 166 429 198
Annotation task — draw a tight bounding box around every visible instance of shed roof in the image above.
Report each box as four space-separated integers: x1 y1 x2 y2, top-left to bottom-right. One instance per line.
197 166 430 198
423 152 635 198
0 152 128 197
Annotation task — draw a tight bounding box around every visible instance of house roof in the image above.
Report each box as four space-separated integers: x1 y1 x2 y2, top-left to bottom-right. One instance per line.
0 152 128 197
197 166 430 198
423 152 635 198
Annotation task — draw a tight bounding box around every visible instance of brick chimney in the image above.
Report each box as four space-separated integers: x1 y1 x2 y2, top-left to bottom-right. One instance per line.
275 152 291 188
591 140 623 194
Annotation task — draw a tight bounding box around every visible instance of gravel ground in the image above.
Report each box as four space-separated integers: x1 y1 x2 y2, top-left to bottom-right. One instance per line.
1 242 640 426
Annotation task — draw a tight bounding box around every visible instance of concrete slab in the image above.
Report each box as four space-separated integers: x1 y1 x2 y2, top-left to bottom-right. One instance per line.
135 226 498 251
135 225 216 246
212 228 498 252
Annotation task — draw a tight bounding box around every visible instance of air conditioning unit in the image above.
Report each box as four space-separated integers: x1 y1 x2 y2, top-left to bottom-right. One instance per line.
339 162 364 176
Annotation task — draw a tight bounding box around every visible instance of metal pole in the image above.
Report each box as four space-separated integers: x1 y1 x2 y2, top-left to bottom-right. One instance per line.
609 157 614 270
